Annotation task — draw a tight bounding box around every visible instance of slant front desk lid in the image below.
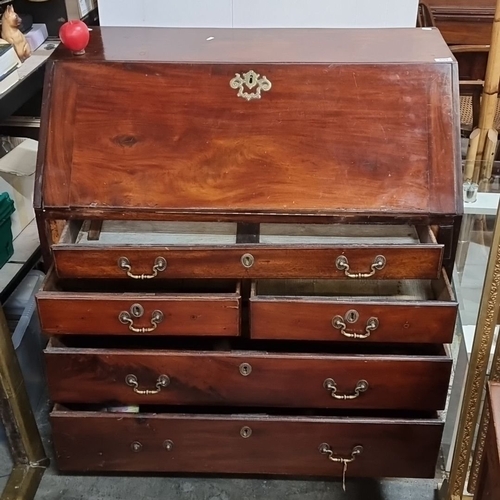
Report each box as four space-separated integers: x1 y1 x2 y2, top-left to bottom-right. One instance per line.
37 27 461 218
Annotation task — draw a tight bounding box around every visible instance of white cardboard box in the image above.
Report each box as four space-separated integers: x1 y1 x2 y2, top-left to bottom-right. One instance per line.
0 138 36 239
25 24 48 52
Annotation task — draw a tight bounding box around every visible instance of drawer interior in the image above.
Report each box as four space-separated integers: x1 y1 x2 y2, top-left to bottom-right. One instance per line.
252 270 454 302
52 403 441 421
48 335 448 358
57 220 437 247
41 267 240 295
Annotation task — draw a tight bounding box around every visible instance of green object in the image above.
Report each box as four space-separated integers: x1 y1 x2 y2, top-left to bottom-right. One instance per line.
0 192 15 269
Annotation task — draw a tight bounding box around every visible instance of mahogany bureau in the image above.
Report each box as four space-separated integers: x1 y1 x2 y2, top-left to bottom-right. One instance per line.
34 27 462 485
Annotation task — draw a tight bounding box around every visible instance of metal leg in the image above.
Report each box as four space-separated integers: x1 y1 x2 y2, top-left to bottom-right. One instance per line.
0 305 48 500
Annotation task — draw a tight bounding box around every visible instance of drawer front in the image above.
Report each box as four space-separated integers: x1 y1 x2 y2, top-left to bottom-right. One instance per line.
52 245 443 280
250 273 457 343
51 409 443 478
45 347 451 411
37 291 241 337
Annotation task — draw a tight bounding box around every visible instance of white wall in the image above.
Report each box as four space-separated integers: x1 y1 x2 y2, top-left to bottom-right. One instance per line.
98 0 419 28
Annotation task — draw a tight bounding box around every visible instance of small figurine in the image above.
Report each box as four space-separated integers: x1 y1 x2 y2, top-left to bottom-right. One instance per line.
1 5 30 62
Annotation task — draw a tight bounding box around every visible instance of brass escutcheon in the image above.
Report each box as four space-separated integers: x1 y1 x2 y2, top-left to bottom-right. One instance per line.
229 70 272 101
239 363 252 376
240 426 252 438
345 309 359 324
163 440 174 451
241 253 255 269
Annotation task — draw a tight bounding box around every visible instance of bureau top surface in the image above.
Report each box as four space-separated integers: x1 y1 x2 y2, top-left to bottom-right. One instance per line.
37 27 461 218
51 27 453 64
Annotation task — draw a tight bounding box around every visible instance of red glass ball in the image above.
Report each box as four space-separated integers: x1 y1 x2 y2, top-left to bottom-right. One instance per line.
59 20 90 55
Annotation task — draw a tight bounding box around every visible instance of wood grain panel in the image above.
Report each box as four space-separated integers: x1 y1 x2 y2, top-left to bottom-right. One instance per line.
40 59 459 216
50 408 443 477
44 345 451 410
51 245 443 280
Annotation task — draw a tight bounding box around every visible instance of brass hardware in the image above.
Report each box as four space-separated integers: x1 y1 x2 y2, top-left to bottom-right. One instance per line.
119 306 164 333
345 309 359 324
241 253 255 269
163 440 174 451
131 441 143 452
319 443 363 491
240 426 252 438
239 363 252 376
130 303 144 318
117 256 167 279
125 374 170 395
335 255 386 278
323 378 369 400
331 315 379 339
229 70 272 101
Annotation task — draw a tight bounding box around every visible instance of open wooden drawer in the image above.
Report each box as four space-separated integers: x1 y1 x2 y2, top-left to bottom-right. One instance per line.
250 269 457 344
51 405 443 478
36 268 241 337
45 338 451 411
50 221 444 280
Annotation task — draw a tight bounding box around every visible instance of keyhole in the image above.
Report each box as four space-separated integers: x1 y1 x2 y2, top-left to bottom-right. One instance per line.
239 363 252 376
345 309 359 324
249 76 254 84
240 426 252 438
241 253 255 268
131 303 144 318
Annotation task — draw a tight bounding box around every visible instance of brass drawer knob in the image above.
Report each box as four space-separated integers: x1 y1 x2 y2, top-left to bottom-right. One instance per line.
163 440 174 451
241 253 255 269
130 441 143 453
335 255 386 279
319 443 363 491
323 378 369 400
119 305 164 333
332 314 379 340
118 256 167 279
125 374 170 395
229 70 272 101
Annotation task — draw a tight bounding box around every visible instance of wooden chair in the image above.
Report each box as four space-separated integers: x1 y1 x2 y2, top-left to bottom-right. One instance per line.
416 2 436 28
450 45 491 133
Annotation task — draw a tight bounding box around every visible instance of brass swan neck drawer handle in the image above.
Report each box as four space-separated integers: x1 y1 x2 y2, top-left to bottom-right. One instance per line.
125 374 170 395
323 378 369 400
118 256 167 279
335 255 386 278
119 305 164 333
332 315 379 339
319 443 363 491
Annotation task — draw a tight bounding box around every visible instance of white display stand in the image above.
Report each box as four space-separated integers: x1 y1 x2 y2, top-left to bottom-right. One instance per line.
97 0 419 28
